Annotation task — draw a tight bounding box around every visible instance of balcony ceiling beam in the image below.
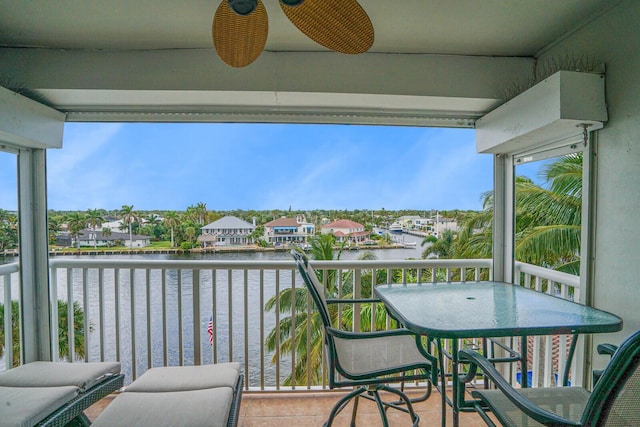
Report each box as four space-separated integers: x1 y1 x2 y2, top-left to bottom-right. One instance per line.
0 48 534 125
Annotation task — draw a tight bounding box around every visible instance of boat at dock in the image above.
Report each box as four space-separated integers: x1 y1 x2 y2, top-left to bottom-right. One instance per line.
388 222 403 234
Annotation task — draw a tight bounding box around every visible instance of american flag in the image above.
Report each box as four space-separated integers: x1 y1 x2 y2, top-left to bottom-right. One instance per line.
207 316 214 345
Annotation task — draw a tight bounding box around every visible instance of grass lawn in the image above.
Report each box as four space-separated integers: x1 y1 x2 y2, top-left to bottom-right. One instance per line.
148 241 172 248
50 240 176 252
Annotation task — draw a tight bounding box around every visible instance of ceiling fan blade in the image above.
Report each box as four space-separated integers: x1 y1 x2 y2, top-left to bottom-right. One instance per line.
212 0 268 67
279 0 373 54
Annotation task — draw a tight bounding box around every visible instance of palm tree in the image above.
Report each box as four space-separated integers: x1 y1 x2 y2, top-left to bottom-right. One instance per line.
119 205 139 248
184 226 196 248
195 202 207 225
0 300 90 365
163 211 180 247
265 234 386 385
249 225 265 245
455 153 583 274
86 208 104 249
65 211 87 249
185 203 207 225
48 215 62 245
102 227 112 247
421 229 456 259
145 213 161 226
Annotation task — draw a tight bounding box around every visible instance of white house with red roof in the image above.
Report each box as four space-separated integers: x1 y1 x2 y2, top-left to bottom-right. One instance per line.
321 219 369 243
263 214 315 245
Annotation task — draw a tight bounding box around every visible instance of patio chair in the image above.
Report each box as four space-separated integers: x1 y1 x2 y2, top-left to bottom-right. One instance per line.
459 330 640 427
593 342 619 385
0 361 123 427
291 250 438 427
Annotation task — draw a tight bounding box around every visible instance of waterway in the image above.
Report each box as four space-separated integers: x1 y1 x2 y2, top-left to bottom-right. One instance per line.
1 233 426 384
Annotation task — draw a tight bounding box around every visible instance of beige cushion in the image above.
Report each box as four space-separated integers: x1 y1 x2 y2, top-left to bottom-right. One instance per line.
92 387 234 427
0 361 121 391
125 362 240 392
0 385 78 427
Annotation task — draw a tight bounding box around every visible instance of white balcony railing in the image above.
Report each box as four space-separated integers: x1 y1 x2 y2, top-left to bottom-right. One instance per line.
0 258 581 390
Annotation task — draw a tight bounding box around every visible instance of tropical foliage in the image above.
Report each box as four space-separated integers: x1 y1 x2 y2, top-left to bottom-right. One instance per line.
264 234 389 385
119 204 139 248
0 209 18 252
0 300 90 366
86 208 104 249
444 153 583 274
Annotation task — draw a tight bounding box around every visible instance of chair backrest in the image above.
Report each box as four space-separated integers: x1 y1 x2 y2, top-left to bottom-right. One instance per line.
583 330 640 426
291 250 332 329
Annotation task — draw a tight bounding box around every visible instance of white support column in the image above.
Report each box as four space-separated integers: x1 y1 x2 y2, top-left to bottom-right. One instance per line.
576 131 597 387
492 153 515 283
18 148 52 362
1 87 65 363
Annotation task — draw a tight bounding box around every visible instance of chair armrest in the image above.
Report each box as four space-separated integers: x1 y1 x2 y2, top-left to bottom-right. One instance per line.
593 343 618 384
597 343 618 357
459 349 581 426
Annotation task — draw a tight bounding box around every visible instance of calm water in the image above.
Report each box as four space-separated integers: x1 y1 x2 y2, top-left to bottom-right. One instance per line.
1 233 425 384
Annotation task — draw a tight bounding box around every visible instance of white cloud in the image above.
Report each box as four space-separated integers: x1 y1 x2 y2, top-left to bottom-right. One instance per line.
47 123 123 209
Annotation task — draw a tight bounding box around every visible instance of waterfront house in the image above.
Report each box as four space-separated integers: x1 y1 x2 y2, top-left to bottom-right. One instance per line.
397 215 432 231
199 216 255 247
264 215 315 245
431 216 458 236
321 219 369 244
75 229 151 248
2 2 640 423
101 217 124 232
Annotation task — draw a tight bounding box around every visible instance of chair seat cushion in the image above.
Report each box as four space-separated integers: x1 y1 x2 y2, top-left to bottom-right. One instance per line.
472 386 590 427
334 334 431 377
0 385 78 427
0 361 121 391
125 362 240 392
91 387 234 427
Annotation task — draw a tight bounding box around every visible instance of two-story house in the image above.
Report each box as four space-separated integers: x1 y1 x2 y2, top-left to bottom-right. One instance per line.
321 219 369 244
263 215 315 245
199 216 255 247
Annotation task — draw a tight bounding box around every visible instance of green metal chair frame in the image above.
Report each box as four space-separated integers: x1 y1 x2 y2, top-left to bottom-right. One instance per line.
37 373 124 427
459 329 640 427
291 250 438 427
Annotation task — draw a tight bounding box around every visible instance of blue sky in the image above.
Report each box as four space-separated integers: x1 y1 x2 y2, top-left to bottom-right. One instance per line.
0 123 545 212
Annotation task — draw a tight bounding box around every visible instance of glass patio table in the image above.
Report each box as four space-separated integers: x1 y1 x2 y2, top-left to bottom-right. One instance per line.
374 281 623 427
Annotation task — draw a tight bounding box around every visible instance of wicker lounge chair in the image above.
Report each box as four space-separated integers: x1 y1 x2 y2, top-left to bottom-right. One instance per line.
460 330 640 426
0 361 123 427
91 362 243 427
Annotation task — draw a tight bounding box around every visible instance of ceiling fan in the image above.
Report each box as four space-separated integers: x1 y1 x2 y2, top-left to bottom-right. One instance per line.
212 0 374 68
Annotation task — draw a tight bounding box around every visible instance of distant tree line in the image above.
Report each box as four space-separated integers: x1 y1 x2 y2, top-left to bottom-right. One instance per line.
36 206 472 250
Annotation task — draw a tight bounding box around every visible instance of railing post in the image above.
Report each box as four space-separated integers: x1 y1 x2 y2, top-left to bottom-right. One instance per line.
492 153 515 283
193 269 201 365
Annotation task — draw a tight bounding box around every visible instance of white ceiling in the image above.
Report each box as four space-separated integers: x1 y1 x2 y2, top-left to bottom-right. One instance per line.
0 0 612 54
0 0 620 124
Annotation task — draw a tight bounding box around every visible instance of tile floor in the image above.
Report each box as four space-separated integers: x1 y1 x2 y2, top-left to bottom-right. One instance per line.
86 386 492 426
238 389 490 426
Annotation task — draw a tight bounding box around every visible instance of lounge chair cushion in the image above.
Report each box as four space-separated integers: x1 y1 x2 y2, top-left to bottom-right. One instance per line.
125 362 240 392
0 361 121 391
91 387 234 427
0 385 78 427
